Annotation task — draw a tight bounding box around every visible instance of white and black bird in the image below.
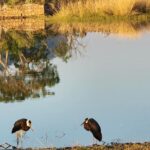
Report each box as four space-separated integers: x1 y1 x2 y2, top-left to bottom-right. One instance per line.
81 118 102 142
12 118 33 147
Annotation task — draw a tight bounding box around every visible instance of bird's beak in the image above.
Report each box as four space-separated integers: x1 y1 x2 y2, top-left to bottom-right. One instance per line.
81 122 84 126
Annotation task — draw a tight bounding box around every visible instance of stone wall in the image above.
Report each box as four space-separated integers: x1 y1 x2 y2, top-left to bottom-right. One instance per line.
0 4 44 18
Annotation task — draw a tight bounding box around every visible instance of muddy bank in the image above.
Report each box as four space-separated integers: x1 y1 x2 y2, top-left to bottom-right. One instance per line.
23 142 150 150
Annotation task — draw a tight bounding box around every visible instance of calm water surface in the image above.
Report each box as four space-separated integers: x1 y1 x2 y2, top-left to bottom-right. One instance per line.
0 22 150 148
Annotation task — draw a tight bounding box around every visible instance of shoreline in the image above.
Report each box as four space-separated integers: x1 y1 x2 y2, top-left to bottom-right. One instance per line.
12 142 150 150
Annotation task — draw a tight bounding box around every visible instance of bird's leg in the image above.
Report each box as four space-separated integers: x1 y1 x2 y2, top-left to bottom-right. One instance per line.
16 132 20 148
20 132 24 148
92 137 95 145
95 139 98 145
16 137 19 148
92 138 97 146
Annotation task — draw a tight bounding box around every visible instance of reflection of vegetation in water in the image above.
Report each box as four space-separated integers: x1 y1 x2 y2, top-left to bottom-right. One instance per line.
54 41 71 61
0 62 59 102
0 30 34 55
0 27 74 62
1 17 150 103
0 45 60 102
46 23 84 61
0 29 67 102
0 22 84 102
53 35 83 61
51 20 150 38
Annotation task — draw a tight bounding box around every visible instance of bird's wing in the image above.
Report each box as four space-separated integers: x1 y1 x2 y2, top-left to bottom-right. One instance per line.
14 118 27 126
12 124 22 133
12 118 27 133
11 124 21 133
88 118 102 141
88 118 101 133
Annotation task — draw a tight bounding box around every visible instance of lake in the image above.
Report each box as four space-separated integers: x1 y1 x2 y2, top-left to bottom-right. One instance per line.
0 19 150 148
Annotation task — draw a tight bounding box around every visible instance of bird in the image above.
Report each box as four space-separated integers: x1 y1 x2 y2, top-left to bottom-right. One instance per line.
11 118 33 147
81 118 102 143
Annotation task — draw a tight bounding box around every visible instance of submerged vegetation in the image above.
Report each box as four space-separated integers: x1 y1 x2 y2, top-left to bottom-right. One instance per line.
51 0 150 21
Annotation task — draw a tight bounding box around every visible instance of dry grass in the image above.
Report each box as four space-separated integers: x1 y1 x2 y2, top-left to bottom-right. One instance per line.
54 0 150 20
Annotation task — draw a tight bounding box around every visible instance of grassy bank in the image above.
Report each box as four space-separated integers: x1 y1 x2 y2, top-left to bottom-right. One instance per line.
51 0 150 22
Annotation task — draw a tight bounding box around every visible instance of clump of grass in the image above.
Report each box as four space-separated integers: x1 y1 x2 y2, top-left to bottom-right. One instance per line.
53 0 150 21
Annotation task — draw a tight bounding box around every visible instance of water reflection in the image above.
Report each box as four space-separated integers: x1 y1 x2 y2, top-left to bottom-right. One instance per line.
50 20 150 38
0 49 60 102
0 29 61 102
1 18 150 102
0 63 59 102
